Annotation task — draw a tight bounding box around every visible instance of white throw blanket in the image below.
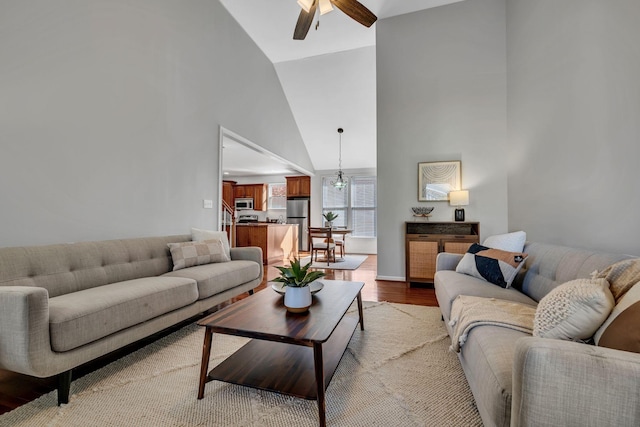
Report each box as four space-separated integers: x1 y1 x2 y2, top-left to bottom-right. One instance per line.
448 295 536 352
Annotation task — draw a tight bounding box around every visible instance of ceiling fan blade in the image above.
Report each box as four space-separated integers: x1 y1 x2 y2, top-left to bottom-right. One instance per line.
332 0 377 27
293 1 318 40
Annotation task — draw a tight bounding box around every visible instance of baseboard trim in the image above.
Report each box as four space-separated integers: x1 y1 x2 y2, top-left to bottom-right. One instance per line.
375 275 406 282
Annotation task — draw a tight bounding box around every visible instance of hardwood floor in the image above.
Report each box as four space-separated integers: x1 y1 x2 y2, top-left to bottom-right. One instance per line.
0 254 437 415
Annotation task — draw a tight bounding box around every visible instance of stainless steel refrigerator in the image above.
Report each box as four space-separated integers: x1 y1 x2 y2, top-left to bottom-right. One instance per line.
286 198 309 252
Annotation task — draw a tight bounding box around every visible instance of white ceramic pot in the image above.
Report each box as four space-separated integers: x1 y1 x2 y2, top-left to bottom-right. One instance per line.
284 285 312 313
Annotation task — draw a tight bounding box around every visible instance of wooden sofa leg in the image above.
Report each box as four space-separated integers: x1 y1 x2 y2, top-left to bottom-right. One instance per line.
57 370 72 405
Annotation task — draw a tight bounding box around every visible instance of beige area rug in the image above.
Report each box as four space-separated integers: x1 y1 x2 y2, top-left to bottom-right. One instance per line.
0 302 481 427
300 255 368 270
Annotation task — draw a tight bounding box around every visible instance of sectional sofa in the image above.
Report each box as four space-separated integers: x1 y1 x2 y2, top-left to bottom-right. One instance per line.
0 232 263 405
435 240 640 427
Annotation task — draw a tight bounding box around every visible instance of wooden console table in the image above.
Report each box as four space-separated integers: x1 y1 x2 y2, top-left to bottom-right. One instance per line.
405 221 480 284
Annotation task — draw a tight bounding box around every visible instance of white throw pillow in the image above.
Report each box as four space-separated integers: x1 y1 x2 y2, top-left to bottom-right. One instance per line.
483 231 526 253
191 228 231 259
533 278 614 341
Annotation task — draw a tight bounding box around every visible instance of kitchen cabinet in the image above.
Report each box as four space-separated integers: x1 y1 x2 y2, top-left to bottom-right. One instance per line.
286 176 311 198
405 221 480 284
222 180 235 208
233 185 250 199
235 223 299 264
233 184 267 211
251 184 267 210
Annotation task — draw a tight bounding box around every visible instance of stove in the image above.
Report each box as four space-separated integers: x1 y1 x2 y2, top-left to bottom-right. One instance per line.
237 214 259 223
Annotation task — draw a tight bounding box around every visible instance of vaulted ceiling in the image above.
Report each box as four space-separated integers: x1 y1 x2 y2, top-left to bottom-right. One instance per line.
219 0 464 176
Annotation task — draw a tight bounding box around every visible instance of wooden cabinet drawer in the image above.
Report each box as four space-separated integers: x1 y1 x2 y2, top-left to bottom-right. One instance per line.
443 240 474 254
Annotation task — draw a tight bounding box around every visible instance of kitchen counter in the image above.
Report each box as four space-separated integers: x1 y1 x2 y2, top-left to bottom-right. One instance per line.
235 223 298 264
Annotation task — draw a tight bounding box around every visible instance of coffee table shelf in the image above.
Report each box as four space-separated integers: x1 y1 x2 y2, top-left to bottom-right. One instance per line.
208 316 358 399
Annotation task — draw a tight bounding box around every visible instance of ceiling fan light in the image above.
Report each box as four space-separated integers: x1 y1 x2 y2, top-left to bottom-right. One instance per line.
319 0 333 15
297 0 314 13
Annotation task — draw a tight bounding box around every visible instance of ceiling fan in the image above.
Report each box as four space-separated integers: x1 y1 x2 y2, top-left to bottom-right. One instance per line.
294 0 377 40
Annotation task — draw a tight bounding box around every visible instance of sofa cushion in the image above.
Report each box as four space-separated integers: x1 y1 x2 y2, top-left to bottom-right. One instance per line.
434 270 537 322
595 282 640 353
163 260 261 300
517 242 632 303
48 277 198 352
533 278 614 341
457 325 530 426
456 244 528 288
483 230 526 253
167 239 230 271
0 235 191 297
191 228 231 260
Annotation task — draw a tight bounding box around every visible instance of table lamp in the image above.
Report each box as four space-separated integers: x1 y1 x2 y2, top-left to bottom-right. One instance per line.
449 190 469 222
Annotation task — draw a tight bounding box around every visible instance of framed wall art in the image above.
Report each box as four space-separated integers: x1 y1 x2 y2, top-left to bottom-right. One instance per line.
418 161 461 201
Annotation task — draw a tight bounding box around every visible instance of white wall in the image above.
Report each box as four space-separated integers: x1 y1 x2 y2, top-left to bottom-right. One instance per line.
274 46 377 171
376 0 508 280
0 0 312 247
507 0 640 255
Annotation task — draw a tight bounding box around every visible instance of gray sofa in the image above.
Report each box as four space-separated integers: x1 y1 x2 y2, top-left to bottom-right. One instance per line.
0 234 263 405
435 241 640 427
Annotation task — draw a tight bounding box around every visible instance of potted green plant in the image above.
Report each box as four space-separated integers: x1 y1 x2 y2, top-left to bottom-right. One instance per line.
323 211 339 227
273 258 325 313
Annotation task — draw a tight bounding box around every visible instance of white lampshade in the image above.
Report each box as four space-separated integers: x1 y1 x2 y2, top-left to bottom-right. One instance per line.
449 190 469 206
319 0 334 15
297 0 314 13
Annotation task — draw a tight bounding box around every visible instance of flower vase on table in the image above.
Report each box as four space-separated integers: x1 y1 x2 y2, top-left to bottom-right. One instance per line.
273 258 326 314
322 212 339 229
284 286 312 313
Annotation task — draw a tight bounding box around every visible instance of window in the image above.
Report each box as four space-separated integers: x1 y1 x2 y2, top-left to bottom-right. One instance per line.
350 176 376 237
322 176 376 237
322 179 348 228
268 183 287 210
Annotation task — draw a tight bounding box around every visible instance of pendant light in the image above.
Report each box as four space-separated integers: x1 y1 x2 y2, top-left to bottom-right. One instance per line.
331 128 348 190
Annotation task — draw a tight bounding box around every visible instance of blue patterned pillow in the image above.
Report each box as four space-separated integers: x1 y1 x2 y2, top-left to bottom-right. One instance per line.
456 243 528 288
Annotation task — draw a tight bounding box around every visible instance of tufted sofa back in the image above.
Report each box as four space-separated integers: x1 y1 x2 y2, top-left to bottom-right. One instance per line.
514 242 634 302
0 235 191 298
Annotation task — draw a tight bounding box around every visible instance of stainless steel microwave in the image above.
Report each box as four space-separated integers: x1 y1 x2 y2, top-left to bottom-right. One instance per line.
234 198 254 210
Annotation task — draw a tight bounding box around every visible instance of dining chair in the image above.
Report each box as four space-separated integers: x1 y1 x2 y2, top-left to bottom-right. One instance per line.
330 227 346 258
308 227 336 265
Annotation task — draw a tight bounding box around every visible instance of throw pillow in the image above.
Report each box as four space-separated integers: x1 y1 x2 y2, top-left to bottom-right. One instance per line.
595 258 640 302
191 228 231 260
167 239 230 271
455 243 528 288
482 230 526 253
594 282 640 354
533 278 614 341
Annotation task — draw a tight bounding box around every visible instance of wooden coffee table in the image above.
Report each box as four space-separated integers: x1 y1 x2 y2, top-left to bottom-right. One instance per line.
197 280 364 427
